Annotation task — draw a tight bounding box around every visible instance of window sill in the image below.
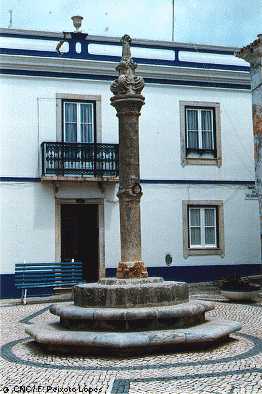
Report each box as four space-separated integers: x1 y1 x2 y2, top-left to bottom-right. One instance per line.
184 248 224 258
183 157 222 167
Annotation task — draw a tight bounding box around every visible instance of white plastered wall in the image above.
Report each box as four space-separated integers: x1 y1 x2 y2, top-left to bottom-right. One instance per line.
0 75 260 275
0 182 55 273
0 76 255 182
140 183 261 268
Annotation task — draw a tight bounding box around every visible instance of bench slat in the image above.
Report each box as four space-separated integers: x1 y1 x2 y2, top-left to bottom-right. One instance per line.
15 264 82 270
16 261 81 264
16 282 82 289
15 278 83 285
16 265 81 269
15 271 82 276
16 272 82 280
15 271 83 276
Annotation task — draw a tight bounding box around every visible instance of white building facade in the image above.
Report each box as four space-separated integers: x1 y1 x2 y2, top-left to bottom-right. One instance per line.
0 28 261 298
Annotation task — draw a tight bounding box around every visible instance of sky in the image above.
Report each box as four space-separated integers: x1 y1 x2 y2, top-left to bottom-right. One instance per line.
0 0 261 47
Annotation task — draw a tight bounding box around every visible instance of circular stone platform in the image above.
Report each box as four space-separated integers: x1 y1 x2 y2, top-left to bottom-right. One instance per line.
26 319 241 355
50 301 214 330
25 278 242 355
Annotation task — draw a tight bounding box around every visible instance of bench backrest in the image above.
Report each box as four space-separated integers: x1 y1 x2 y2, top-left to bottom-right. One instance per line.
15 262 83 289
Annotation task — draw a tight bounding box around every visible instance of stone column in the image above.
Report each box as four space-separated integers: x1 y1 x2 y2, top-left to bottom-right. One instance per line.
110 35 148 278
236 35 262 251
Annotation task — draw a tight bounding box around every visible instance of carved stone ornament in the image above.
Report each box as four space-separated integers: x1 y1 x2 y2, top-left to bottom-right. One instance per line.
116 261 148 279
117 177 143 201
110 34 144 96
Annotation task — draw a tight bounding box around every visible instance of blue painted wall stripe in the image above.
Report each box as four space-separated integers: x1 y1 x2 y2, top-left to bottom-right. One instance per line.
0 177 41 182
2 264 261 298
0 69 251 90
0 177 255 185
1 47 250 72
141 179 255 185
0 274 53 299
107 264 262 283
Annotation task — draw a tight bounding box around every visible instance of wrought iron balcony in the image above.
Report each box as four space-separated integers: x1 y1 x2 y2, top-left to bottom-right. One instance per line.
41 142 119 178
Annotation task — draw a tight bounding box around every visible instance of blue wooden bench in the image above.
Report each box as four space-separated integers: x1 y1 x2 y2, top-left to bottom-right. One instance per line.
15 261 84 304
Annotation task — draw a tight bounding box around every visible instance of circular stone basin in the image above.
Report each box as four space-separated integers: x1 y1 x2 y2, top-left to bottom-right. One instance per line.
74 277 189 308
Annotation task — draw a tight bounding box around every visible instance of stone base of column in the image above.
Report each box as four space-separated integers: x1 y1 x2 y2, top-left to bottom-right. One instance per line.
116 261 148 279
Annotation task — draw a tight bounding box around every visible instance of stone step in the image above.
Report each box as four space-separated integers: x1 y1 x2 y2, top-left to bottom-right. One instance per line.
50 301 214 330
25 319 241 355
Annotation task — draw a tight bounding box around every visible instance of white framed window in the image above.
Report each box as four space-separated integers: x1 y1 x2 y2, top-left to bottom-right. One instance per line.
180 101 222 167
185 108 215 152
189 207 217 249
63 101 95 143
183 200 224 257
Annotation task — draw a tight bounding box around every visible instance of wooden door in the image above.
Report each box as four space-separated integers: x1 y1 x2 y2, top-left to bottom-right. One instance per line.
61 204 99 282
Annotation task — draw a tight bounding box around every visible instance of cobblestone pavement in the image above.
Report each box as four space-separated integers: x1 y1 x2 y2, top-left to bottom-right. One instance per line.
0 299 261 394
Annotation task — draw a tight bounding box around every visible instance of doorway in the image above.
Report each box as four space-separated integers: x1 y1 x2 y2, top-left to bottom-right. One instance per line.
61 204 99 282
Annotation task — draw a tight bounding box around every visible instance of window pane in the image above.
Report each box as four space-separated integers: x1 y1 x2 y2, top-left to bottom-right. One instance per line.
65 102 77 122
188 131 199 149
88 124 93 142
186 110 199 149
201 110 212 130
190 227 201 245
201 110 213 149
81 103 93 123
190 208 200 226
202 131 213 150
205 209 215 226
81 124 94 143
205 227 216 245
187 110 198 130
81 104 93 142
81 124 88 143
65 123 77 142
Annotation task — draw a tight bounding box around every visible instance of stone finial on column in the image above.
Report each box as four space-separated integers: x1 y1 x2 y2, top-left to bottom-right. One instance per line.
110 35 144 96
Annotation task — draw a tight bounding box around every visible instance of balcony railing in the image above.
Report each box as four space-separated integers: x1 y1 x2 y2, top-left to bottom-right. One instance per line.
41 142 119 177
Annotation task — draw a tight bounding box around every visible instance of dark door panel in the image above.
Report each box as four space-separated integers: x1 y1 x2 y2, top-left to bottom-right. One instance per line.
61 204 99 282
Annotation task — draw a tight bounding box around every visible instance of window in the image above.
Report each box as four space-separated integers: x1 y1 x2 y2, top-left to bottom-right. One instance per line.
180 101 222 166
56 94 102 143
55 94 102 176
183 201 224 257
63 101 95 143
186 108 214 152
189 207 217 248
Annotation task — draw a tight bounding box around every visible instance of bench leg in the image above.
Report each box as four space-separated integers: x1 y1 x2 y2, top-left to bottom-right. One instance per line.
22 289 27 305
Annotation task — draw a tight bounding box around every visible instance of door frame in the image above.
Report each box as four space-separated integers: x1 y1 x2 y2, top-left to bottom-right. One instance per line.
55 198 105 279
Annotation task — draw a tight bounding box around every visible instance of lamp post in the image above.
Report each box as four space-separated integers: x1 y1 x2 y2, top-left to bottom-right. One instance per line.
110 35 148 279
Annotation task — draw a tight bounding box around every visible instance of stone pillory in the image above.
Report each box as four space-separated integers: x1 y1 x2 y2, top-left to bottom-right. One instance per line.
25 31 242 356
110 34 148 279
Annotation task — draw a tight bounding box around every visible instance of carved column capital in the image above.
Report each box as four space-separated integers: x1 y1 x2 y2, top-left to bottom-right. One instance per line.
110 94 145 116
